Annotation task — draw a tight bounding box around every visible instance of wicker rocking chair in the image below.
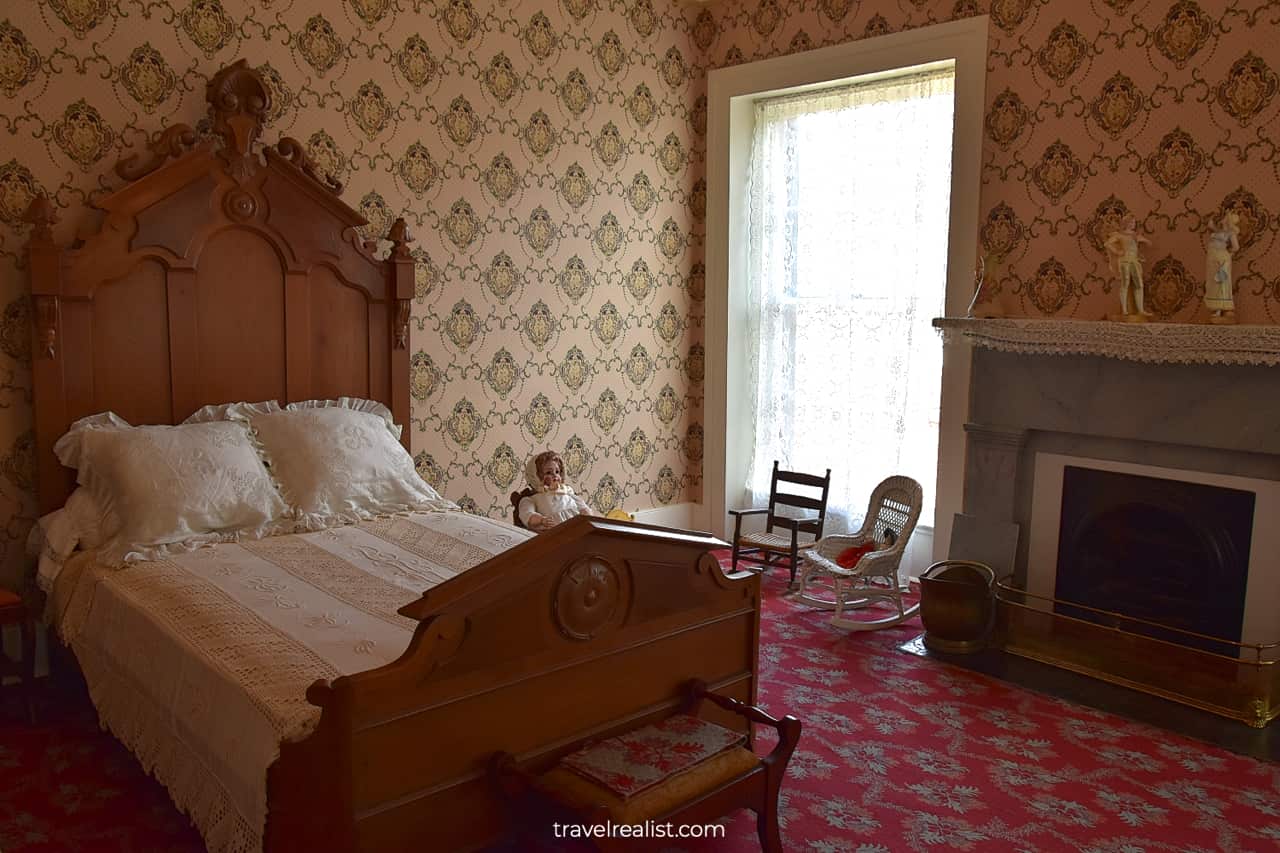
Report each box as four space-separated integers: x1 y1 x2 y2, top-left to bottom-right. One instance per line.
796 476 923 631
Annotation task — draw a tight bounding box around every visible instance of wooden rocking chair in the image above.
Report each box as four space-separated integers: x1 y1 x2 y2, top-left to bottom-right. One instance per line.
729 461 832 586
796 475 923 630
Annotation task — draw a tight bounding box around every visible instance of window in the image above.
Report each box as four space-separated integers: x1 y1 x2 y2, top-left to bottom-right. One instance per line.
703 15 989 564
744 67 955 532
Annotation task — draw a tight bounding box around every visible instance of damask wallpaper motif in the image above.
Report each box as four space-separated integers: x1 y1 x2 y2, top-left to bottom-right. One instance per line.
0 0 707 590
0 0 1278 590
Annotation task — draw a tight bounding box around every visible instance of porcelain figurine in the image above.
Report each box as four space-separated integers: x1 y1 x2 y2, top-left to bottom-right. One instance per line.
1205 211 1240 324
1104 216 1152 322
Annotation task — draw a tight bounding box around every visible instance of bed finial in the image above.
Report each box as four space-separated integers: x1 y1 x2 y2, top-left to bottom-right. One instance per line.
23 193 57 247
206 59 270 171
388 218 413 259
388 218 413 349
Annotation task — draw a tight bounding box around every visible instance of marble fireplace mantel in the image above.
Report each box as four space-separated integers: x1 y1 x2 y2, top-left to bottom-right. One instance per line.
948 327 1280 719
933 317 1280 367
953 343 1280 588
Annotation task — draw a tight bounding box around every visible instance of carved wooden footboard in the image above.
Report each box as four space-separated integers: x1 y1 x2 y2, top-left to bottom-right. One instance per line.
266 517 757 852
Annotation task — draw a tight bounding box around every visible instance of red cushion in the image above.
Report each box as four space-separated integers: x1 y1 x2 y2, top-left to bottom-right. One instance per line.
835 543 875 569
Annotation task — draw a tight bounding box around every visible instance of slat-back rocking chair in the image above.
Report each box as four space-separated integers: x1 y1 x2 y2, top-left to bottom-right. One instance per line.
729 461 832 586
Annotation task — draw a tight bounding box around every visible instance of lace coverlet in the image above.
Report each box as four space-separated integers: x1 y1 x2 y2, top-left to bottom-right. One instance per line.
50 511 531 853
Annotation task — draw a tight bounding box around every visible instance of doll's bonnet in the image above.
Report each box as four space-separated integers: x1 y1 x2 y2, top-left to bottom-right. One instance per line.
525 450 564 491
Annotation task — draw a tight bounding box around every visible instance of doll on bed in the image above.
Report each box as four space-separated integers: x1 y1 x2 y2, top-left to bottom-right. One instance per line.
518 450 597 532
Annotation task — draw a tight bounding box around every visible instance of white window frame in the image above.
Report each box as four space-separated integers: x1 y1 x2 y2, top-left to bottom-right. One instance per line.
699 16 988 567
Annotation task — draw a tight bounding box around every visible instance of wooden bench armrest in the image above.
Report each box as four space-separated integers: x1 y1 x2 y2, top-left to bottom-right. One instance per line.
727 507 769 517
683 680 802 768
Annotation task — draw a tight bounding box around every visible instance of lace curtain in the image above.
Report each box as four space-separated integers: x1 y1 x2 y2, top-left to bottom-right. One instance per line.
744 68 955 534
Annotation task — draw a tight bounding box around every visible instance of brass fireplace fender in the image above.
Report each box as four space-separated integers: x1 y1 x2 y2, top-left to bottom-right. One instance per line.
994 581 1279 729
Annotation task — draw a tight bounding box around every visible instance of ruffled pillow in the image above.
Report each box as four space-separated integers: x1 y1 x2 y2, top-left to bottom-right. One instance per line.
28 488 106 590
53 413 289 564
182 399 281 425
228 398 454 531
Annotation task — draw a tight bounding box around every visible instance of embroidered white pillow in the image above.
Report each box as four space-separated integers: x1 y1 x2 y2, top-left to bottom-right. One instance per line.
232 398 453 530
53 415 288 564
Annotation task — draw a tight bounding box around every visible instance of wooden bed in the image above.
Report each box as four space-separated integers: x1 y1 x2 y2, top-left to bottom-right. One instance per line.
25 61 760 852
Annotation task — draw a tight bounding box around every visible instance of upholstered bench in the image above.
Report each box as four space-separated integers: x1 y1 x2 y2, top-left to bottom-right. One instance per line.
491 681 800 852
0 586 35 723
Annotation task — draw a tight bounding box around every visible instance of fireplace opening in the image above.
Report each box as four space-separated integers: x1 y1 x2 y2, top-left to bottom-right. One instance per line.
1054 466 1254 656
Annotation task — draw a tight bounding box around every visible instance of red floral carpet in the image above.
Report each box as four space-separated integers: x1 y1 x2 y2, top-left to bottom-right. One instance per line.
0 689 205 853
3 559 1278 853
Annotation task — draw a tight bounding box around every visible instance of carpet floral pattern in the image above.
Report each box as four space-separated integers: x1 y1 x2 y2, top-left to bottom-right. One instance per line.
3 561 1278 852
691 568 1280 852
0 694 205 853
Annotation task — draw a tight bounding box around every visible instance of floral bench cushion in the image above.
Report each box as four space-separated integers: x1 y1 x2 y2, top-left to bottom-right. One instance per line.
559 714 746 799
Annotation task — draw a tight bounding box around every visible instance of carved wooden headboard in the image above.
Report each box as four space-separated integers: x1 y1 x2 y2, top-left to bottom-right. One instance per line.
24 60 414 514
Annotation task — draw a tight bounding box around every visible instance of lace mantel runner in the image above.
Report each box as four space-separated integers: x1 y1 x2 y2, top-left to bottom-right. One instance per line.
932 318 1280 367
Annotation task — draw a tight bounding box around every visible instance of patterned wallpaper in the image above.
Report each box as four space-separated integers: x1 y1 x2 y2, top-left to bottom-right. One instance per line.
1 0 1278 589
701 0 1280 324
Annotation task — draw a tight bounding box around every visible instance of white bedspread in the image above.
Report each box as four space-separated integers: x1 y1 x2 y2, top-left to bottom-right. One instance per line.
50 510 531 853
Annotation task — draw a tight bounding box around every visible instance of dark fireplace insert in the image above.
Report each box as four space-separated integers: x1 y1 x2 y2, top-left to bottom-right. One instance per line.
1054 466 1254 656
